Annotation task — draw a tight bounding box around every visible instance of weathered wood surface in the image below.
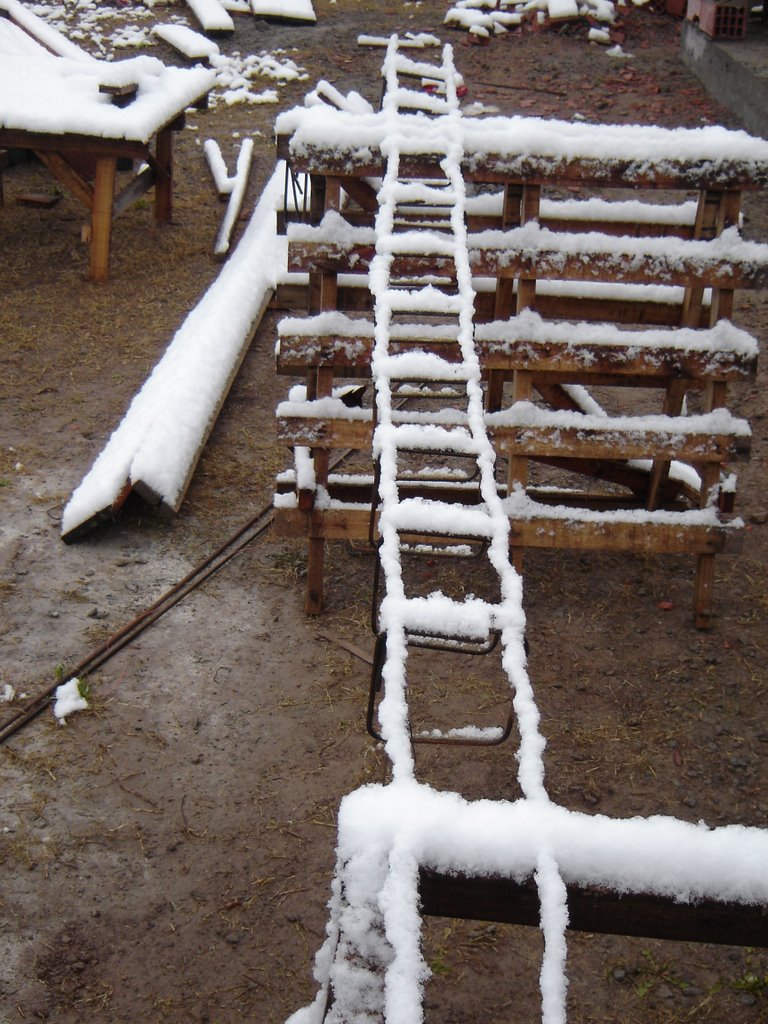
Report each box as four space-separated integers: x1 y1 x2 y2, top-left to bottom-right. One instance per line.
273 506 739 555
277 134 768 190
276 412 750 463
276 327 757 382
418 869 768 948
287 236 768 291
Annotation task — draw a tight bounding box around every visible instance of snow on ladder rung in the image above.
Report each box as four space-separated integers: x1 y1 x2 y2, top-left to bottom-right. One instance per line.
387 286 463 314
378 229 456 258
378 351 472 382
388 593 496 643
383 421 479 455
384 498 495 539
391 87 452 116
392 54 451 81
390 182 457 206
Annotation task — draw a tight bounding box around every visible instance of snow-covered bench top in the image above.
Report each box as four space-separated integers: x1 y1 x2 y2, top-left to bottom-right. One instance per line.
0 52 214 144
276 105 768 189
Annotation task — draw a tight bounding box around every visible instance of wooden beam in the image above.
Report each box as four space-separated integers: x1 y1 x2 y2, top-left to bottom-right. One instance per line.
112 164 155 218
33 150 94 211
287 237 768 291
276 136 768 190
277 327 756 382
277 414 750 464
418 870 768 948
1 127 147 161
272 505 740 555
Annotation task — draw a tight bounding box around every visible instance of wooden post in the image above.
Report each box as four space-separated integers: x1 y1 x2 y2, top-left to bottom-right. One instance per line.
89 156 116 283
694 380 727 629
709 191 741 325
154 127 174 225
304 173 342 614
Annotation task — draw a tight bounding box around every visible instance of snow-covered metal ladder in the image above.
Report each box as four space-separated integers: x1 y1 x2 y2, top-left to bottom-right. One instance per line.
368 40 534 758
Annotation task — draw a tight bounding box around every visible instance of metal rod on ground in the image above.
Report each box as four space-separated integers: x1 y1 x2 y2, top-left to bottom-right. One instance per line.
0 436 369 745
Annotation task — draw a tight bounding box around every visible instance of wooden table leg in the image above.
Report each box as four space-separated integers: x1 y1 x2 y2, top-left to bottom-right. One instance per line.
89 155 116 283
154 127 174 225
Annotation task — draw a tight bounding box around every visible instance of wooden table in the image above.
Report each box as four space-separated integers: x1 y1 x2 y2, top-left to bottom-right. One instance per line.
0 11 213 281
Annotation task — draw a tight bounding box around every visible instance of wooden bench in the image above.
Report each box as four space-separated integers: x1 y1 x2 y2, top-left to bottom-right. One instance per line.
272 111 768 625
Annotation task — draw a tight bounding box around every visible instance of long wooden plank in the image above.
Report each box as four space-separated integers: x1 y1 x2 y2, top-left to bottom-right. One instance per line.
272 506 739 555
418 870 768 948
287 237 768 291
271 281 708 327
0 127 148 160
276 414 750 463
277 135 768 190
276 329 757 381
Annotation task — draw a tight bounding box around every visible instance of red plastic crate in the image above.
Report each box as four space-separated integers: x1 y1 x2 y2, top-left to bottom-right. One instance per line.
686 0 748 37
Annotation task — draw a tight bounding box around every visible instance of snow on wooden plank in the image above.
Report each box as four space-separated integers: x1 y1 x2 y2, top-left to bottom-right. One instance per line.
213 138 254 256
152 23 220 62
203 138 233 197
61 163 286 541
250 0 316 23
0 0 95 61
185 0 235 35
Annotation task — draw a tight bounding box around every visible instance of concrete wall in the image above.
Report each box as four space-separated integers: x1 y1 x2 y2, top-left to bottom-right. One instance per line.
681 19 768 139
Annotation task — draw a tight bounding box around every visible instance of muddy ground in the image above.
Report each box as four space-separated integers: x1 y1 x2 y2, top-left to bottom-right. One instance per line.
1 1 767 1022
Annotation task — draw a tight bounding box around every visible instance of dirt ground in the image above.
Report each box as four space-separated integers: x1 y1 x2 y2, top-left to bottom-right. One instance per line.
1 2 767 1022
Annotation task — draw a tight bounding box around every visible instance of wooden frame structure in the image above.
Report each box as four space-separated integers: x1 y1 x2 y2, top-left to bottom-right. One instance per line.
273 80 767 627
280 43 768 1024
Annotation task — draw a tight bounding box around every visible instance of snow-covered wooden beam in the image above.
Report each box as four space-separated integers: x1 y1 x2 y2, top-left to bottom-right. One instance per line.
275 312 759 382
61 164 286 541
273 497 742 556
286 220 768 291
212 138 255 257
276 108 768 190
152 23 220 62
0 0 95 60
250 0 316 24
276 402 751 465
185 0 235 36
419 868 768 947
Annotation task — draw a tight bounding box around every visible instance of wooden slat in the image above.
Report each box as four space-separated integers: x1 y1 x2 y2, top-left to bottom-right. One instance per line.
276 329 757 382
271 282 708 327
0 127 148 161
276 414 750 463
287 237 768 291
272 506 739 555
278 135 768 190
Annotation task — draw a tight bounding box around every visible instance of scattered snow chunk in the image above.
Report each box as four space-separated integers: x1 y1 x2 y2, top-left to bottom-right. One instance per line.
53 678 89 724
